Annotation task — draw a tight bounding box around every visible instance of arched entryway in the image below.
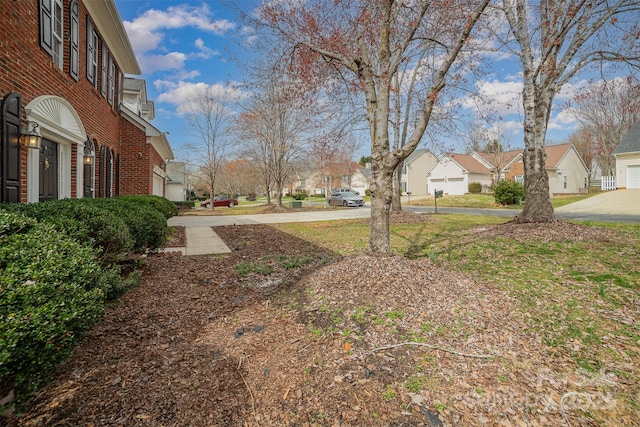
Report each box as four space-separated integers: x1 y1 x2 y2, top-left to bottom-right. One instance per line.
24 95 88 202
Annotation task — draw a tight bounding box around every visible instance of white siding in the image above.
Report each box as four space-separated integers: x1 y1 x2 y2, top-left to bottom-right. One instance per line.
616 153 640 189
428 158 465 195
550 147 589 195
405 152 438 195
627 165 640 189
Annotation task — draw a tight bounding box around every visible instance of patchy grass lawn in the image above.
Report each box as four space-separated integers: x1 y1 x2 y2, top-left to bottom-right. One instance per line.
274 215 640 422
410 193 599 209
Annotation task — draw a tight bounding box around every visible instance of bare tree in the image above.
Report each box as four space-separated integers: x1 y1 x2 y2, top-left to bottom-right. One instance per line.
470 125 515 184
500 0 640 222
235 72 313 208
569 77 640 176
184 86 234 209
255 0 489 253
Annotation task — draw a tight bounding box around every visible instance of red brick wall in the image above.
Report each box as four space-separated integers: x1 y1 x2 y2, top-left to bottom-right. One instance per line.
505 159 525 181
0 0 144 202
119 118 151 195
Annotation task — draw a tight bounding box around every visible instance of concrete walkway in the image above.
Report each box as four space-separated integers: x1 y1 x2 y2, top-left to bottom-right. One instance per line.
164 226 231 255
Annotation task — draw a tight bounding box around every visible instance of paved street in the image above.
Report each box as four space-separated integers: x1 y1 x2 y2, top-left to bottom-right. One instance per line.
169 190 639 228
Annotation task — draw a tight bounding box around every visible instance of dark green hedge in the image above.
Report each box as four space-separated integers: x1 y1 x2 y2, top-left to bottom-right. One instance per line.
0 211 106 410
1 199 133 265
0 196 171 411
80 198 167 253
116 195 179 219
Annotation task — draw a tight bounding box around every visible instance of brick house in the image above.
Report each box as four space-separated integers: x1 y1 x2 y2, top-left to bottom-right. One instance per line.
0 0 172 203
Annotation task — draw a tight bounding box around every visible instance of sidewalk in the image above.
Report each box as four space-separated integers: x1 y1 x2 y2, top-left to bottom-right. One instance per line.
165 226 231 255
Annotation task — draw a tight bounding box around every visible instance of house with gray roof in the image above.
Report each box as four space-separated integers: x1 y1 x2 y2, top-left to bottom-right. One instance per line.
613 122 640 189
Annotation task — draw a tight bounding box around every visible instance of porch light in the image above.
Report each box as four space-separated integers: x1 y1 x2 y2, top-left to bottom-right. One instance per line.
83 153 94 165
21 121 41 149
82 145 96 165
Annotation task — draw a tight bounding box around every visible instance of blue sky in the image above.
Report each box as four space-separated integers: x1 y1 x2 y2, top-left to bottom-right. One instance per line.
114 0 253 163
113 1 593 162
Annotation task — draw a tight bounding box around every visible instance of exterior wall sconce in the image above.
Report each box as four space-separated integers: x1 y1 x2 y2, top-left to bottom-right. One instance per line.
83 139 95 165
21 120 42 149
83 153 94 165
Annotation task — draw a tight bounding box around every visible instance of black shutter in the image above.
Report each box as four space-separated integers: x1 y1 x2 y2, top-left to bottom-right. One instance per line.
115 153 120 196
39 0 53 55
98 145 105 197
86 17 95 83
1 93 22 203
69 0 79 80
106 149 113 197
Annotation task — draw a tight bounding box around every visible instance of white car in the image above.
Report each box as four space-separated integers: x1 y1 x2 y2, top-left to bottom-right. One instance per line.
327 191 365 207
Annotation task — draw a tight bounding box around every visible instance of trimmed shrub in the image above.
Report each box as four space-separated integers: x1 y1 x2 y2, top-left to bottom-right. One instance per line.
492 180 525 205
468 182 482 194
1 199 133 265
90 198 167 253
116 195 179 219
293 192 307 200
0 210 106 410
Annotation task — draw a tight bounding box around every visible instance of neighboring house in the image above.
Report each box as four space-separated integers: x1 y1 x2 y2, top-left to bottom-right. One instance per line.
427 153 493 195
289 161 361 196
539 143 589 195
613 121 640 189
400 149 438 195
166 161 190 202
427 143 589 196
472 149 522 183
120 78 174 197
351 165 372 196
0 0 173 204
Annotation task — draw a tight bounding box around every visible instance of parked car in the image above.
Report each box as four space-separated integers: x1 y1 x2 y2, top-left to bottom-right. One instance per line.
327 191 365 207
337 187 360 195
201 195 238 208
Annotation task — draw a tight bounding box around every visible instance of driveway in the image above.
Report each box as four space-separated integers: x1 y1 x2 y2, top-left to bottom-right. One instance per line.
554 189 639 216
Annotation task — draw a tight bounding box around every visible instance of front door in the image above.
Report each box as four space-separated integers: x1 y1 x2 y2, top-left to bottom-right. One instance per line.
39 139 58 201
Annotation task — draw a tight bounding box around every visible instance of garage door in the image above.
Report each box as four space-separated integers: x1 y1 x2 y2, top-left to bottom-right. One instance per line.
627 165 640 189
447 178 466 195
430 179 444 195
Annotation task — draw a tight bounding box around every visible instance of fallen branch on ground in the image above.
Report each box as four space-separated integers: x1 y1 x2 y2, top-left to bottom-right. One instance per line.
362 342 496 359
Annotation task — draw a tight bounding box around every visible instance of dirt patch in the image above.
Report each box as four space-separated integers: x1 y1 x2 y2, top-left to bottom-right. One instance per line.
3 222 636 426
166 226 186 247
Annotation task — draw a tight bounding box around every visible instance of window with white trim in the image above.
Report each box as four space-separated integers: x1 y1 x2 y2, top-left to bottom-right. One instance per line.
39 0 64 69
86 18 98 86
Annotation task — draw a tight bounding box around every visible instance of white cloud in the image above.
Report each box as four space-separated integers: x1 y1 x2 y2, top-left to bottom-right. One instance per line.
463 79 523 116
123 4 234 74
137 52 187 74
154 80 249 115
192 38 219 59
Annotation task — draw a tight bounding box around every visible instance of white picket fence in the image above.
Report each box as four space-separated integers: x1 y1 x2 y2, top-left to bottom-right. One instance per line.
600 176 617 191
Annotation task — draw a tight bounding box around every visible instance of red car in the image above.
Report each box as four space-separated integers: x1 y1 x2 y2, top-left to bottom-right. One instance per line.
201 196 238 208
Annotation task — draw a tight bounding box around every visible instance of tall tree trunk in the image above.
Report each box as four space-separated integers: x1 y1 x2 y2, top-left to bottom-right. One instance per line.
369 161 393 253
516 84 555 222
391 165 401 211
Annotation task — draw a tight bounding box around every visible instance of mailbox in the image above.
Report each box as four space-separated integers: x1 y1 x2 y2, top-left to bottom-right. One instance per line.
434 190 443 198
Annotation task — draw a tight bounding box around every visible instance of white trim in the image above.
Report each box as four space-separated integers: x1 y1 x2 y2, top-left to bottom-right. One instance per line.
24 96 86 202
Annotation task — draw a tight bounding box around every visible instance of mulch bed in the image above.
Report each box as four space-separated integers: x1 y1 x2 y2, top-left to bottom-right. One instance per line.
3 222 636 426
